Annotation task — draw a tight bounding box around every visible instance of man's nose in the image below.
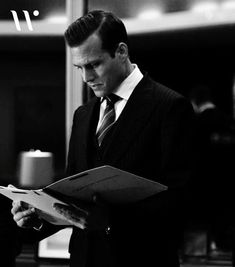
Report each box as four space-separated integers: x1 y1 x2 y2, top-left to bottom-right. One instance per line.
82 68 96 83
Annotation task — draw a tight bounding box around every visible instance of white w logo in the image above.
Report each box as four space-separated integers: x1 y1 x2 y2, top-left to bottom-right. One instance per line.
10 10 39 31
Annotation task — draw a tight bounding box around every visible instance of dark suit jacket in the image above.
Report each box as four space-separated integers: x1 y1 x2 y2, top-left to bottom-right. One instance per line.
65 73 195 267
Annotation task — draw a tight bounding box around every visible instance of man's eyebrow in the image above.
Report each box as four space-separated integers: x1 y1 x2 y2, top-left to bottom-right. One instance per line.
73 59 100 68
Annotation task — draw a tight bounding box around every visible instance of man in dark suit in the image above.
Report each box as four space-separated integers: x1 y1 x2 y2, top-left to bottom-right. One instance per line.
11 10 195 267
189 85 233 255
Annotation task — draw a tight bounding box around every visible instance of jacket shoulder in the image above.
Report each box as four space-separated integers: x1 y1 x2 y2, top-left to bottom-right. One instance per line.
142 74 191 109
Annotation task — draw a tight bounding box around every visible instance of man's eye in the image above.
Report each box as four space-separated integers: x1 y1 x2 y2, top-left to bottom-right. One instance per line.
92 62 99 68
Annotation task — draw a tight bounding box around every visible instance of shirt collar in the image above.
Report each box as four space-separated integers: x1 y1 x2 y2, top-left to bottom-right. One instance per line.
114 64 143 101
100 64 143 102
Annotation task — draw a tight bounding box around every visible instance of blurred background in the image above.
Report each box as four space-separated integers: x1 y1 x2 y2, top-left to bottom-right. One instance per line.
1 0 235 266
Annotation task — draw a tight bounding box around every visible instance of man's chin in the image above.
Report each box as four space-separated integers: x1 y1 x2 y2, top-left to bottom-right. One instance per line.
92 90 106 98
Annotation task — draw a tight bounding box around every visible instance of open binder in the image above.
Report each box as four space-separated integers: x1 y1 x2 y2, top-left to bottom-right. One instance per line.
0 165 167 225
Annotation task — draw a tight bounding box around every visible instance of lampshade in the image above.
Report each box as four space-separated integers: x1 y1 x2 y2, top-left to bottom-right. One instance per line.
18 150 54 188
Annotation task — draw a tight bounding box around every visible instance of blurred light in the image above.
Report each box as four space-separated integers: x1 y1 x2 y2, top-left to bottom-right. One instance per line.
221 0 235 9
191 1 219 13
137 8 162 20
46 14 67 24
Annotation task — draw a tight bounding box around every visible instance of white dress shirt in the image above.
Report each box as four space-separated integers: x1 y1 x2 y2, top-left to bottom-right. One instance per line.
96 64 143 133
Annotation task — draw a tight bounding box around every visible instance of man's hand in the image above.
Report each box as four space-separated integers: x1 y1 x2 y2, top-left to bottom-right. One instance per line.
11 201 42 229
53 195 109 231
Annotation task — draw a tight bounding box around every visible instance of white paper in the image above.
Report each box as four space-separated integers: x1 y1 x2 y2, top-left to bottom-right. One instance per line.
0 187 70 225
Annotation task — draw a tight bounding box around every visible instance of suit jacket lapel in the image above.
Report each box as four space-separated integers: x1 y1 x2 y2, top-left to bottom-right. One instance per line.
76 97 100 169
103 74 156 163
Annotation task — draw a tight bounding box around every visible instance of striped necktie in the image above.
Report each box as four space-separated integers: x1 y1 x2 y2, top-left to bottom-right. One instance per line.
96 94 121 146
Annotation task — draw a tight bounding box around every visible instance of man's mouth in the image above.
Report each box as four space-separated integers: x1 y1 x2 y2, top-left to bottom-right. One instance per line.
89 84 102 89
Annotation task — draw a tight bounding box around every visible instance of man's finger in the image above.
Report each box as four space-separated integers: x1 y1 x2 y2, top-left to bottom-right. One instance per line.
16 215 34 228
13 207 35 222
11 201 30 214
11 201 23 215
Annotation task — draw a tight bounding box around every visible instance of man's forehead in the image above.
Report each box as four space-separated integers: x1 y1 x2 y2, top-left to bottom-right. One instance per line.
71 47 104 66
71 34 108 66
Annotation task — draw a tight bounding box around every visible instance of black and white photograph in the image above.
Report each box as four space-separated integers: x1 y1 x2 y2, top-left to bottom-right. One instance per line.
0 1 235 267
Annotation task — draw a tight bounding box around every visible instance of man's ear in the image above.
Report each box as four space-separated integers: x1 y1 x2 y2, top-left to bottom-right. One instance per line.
115 42 129 60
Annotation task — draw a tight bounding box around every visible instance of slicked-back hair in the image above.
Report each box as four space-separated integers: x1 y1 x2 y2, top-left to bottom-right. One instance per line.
64 10 128 57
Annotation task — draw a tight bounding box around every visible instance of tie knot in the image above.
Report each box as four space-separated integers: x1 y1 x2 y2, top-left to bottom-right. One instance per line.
105 94 121 105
